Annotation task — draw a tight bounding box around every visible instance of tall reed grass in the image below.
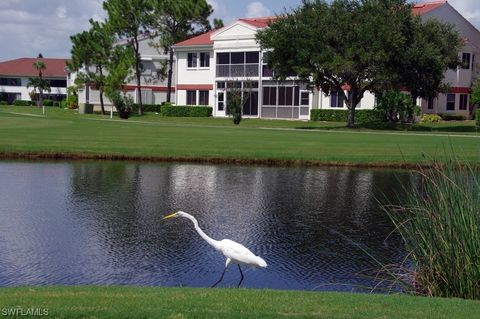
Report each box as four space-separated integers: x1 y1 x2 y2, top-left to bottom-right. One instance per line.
384 160 480 300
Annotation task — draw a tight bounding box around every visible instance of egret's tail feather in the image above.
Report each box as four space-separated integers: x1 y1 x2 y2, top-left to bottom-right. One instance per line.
256 256 267 268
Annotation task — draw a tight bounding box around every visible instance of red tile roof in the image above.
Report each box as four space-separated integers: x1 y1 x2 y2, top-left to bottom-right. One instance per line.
174 2 447 48
0 58 68 77
174 17 278 48
412 1 446 15
239 16 278 28
173 30 217 47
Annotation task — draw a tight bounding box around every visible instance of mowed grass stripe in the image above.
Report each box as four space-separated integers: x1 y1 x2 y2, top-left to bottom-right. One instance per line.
0 107 478 164
0 286 479 319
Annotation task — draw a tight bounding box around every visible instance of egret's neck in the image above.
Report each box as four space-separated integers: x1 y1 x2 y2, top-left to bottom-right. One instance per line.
182 213 221 250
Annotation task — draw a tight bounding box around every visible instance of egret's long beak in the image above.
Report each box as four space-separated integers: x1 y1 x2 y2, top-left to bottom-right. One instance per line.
163 212 177 220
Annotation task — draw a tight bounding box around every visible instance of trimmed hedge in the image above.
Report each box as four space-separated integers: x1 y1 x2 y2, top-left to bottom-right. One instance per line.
131 103 163 113
13 100 33 106
310 109 382 124
162 105 212 117
60 100 67 108
476 109 480 127
0 101 7 105
439 114 467 121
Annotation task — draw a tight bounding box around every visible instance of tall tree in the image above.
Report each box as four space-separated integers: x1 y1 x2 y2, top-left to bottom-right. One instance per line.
257 0 460 127
213 18 224 29
69 30 94 109
150 0 212 103
103 0 153 115
28 54 50 115
70 20 115 115
394 18 461 104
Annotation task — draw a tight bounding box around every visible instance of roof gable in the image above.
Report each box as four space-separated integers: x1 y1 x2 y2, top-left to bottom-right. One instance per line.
0 58 68 77
173 30 216 48
412 1 446 15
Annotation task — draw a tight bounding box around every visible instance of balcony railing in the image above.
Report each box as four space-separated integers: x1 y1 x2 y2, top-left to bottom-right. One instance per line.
216 64 259 78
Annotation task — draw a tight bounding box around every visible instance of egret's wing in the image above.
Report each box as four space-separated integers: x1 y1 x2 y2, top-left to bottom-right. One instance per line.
220 239 258 264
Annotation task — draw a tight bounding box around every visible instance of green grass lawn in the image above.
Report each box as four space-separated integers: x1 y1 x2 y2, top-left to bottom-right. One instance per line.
0 106 478 166
1 286 479 319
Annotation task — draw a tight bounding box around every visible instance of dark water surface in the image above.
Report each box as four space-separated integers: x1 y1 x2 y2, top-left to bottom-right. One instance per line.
0 161 411 291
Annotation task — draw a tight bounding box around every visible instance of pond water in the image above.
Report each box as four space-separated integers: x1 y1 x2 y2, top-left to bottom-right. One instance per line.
0 161 411 291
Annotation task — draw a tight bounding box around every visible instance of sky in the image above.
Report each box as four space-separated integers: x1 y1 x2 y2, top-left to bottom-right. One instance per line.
0 0 480 62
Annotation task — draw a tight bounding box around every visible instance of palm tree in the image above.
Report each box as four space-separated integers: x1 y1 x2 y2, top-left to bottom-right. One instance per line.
29 54 50 115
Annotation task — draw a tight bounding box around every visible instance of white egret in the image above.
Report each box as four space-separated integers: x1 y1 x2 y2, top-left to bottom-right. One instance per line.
163 211 267 288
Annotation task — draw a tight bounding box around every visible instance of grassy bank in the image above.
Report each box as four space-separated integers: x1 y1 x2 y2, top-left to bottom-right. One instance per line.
1 286 480 319
0 106 479 166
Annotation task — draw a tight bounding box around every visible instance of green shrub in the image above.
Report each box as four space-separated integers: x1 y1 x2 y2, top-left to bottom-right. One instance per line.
60 100 67 108
421 114 442 123
131 104 162 113
162 105 212 117
384 159 480 300
13 100 32 106
310 109 381 124
355 110 384 124
439 114 466 121
476 109 480 127
310 109 347 121
226 88 243 124
375 91 420 123
0 101 8 105
108 91 132 119
53 101 59 107
67 94 78 109
43 99 54 106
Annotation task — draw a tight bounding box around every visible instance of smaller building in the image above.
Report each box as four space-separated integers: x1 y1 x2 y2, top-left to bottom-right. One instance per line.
75 36 176 108
0 58 68 104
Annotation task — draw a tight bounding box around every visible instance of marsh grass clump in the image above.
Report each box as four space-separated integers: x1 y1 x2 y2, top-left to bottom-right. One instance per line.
384 160 480 300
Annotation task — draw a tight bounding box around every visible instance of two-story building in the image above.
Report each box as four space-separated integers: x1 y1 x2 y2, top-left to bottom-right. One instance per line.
0 58 68 104
75 36 175 108
173 17 313 120
174 1 480 119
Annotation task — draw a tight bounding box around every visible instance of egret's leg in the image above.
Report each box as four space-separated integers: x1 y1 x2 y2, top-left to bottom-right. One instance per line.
211 267 227 288
237 265 244 288
211 258 231 288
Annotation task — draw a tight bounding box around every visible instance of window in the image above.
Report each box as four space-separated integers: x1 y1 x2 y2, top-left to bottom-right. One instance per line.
285 87 293 106
462 53 471 69
459 94 468 110
300 92 309 106
0 78 21 86
187 53 197 68
446 93 456 111
199 91 209 105
330 91 344 108
200 52 210 68
231 52 245 64
48 79 67 88
246 52 259 64
217 53 230 65
218 92 224 111
263 87 277 106
427 97 434 110
217 82 225 89
187 90 197 105
278 87 286 105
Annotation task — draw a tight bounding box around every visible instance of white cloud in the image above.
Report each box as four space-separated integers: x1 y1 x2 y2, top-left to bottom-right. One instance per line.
56 6 67 19
0 0 106 61
246 2 271 18
207 0 234 24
